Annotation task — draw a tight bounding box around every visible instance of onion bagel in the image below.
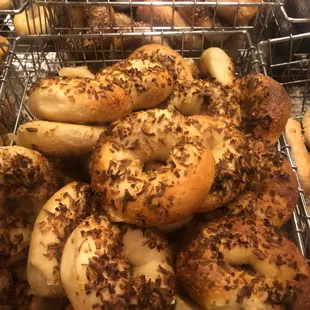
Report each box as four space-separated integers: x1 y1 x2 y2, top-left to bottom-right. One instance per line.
167 79 241 127
27 77 132 123
176 216 310 310
128 44 193 81
17 121 106 158
61 215 176 309
90 109 215 227
96 59 174 111
235 74 291 144
27 182 91 298
188 115 252 211
0 146 59 211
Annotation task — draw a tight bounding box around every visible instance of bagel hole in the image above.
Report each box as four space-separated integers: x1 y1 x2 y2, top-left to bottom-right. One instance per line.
143 159 167 172
233 264 256 276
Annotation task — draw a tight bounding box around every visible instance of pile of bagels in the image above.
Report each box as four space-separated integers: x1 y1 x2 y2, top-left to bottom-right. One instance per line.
1 43 310 310
13 0 259 49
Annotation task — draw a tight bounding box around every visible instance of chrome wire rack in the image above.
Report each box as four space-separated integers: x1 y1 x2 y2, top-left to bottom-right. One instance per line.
12 1 279 42
1 30 309 263
258 32 310 261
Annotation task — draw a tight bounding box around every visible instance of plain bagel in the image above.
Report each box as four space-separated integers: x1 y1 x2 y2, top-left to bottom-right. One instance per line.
27 76 132 123
27 182 91 298
90 109 215 227
16 120 106 158
61 215 176 309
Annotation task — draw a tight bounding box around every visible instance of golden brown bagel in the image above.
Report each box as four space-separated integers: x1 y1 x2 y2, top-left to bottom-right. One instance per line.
90 109 215 227
210 155 299 226
17 121 106 158
206 0 259 26
0 146 59 211
136 2 202 49
27 76 132 123
83 6 115 48
189 116 254 211
235 74 291 144
61 215 176 309
0 36 8 63
27 182 91 298
128 44 193 81
176 216 310 310
285 118 310 198
96 59 174 110
167 80 241 127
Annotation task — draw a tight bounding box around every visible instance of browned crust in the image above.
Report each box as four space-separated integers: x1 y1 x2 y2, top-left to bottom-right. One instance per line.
128 44 193 81
236 74 291 144
90 109 215 226
178 6 214 28
176 216 310 309
213 0 259 26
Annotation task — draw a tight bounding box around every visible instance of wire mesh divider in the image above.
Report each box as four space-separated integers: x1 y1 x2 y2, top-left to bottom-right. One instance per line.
258 32 310 261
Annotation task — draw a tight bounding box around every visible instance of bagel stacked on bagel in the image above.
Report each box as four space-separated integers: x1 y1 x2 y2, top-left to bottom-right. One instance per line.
6 44 307 309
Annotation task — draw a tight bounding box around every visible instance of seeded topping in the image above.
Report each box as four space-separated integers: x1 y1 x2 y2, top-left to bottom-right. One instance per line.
90 109 215 226
176 216 310 309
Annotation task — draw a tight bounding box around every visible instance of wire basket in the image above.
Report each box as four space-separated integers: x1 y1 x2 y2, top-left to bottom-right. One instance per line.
1 30 309 263
16 1 280 42
257 32 310 261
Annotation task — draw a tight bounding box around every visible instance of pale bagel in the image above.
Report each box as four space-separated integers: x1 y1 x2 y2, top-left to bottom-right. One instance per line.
58 66 95 79
199 47 235 86
17 120 106 157
302 109 310 147
13 4 52 35
27 182 91 298
27 76 132 123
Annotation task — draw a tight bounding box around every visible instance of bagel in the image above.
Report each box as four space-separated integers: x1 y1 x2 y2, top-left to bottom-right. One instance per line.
96 59 173 110
83 6 115 48
0 35 8 63
199 47 235 86
114 12 132 27
176 216 310 310
110 22 171 59
27 76 132 123
61 214 176 309
136 3 202 50
235 74 291 144
188 116 252 211
0 208 32 267
58 66 95 79
302 109 310 147
27 182 91 298
0 146 59 211
0 0 10 10
90 109 215 227
13 4 52 35
285 118 310 198
128 44 193 81
16 121 106 158
206 0 259 26
167 80 241 127
209 154 299 226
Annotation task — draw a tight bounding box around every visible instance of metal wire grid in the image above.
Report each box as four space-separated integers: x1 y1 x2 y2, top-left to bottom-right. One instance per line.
0 0 29 13
19 1 280 38
257 32 310 261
